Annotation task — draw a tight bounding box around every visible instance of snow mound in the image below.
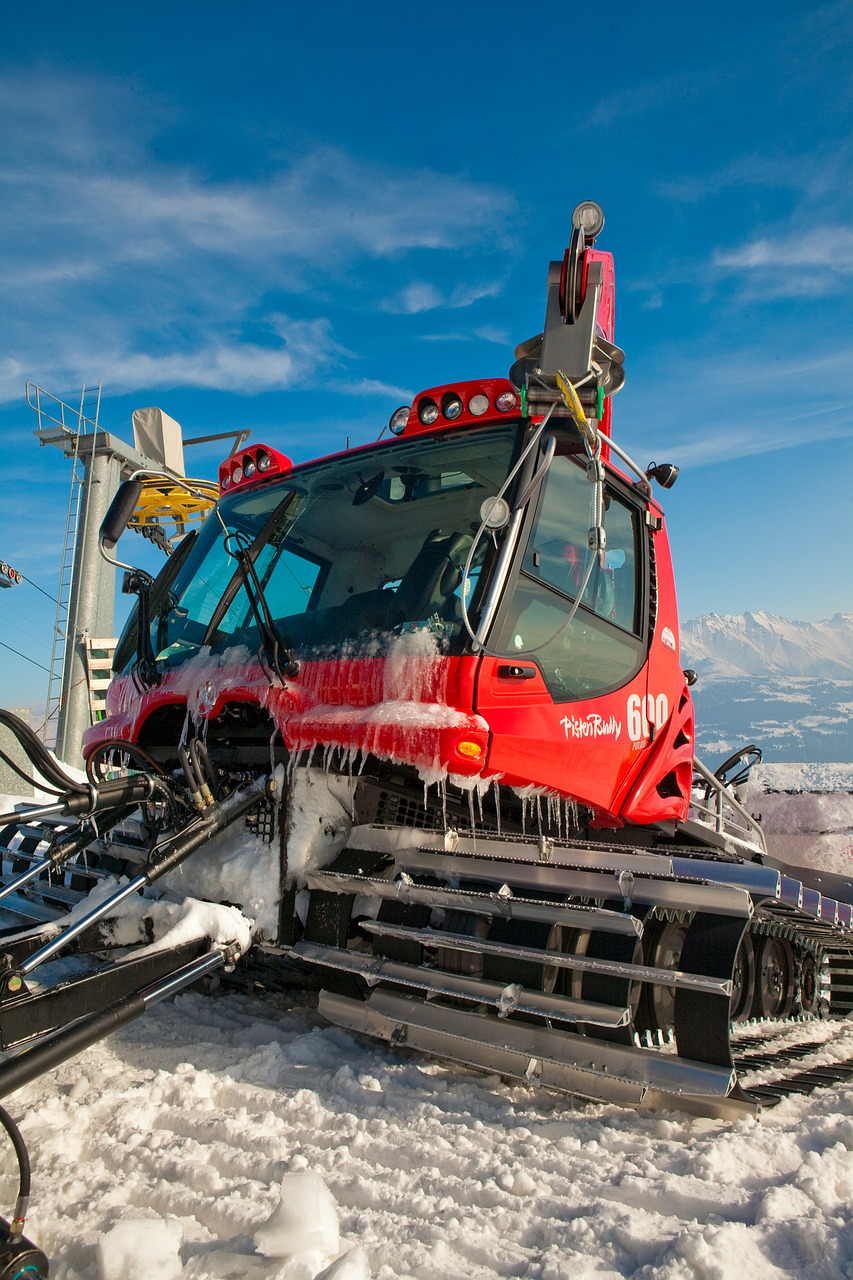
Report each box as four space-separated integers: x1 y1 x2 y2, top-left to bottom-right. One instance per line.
97 1217 182 1280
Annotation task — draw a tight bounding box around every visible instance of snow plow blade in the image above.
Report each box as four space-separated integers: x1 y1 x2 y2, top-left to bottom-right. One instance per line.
0 947 229 1100
0 936 215 1051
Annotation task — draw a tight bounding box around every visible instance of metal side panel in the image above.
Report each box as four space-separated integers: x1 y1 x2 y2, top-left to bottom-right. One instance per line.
318 989 754 1119
306 870 643 936
392 850 753 918
668 858 781 900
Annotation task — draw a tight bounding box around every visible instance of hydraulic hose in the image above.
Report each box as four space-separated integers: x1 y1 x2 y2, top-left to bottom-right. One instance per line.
0 1106 30 1227
0 709 87 798
0 1105 47 1280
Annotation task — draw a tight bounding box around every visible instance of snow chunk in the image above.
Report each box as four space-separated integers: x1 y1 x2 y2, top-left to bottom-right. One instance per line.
316 1247 371 1280
254 1171 340 1259
97 1217 182 1280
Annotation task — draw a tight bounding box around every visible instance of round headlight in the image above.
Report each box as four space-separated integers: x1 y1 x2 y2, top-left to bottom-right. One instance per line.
442 393 463 420
495 390 518 412
571 200 605 242
257 450 271 472
221 473 231 490
479 496 511 529
389 405 410 435
232 464 243 485
468 394 489 416
244 457 256 479
418 398 439 425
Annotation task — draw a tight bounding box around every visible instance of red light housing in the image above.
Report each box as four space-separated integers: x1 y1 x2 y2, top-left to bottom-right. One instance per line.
403 379 522 437
219 445 293 494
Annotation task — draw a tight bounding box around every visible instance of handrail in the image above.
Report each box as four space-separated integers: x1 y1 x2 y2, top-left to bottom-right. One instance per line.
689 757 767 857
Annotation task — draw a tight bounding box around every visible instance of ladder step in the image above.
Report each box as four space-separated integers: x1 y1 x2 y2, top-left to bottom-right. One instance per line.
359 920 732 996
307 869 642 935
289 939 630 1028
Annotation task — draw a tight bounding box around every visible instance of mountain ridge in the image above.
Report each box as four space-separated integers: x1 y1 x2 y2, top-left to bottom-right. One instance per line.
681 611 853 681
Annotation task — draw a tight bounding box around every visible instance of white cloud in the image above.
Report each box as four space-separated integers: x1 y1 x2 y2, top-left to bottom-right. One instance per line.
620 338 853 469
0 71 515 404
715 228 853 274
385 283 446 314
382 277 505 316
0 317 347 402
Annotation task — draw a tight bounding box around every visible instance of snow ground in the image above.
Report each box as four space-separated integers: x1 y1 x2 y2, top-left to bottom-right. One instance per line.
2 774 853 1279
10 983 853 1280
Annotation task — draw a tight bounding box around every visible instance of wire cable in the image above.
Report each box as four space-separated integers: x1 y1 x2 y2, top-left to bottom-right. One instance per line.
0 640 51 675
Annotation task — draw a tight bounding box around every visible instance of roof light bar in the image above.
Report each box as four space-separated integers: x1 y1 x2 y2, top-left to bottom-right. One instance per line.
218 444 293 494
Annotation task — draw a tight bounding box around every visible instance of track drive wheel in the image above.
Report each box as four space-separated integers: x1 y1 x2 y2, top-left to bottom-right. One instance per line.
796 949 820 1017
635 914 688 1039
729 931 756 1022
753 934 794 1019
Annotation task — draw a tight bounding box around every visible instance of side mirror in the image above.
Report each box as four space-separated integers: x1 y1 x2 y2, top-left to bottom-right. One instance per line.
100 479 143 552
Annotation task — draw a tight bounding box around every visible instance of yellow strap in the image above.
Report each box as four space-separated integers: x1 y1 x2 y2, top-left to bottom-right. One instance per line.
555 370 599 451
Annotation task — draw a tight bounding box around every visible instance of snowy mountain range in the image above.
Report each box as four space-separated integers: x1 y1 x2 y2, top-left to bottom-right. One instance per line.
681 612 853 765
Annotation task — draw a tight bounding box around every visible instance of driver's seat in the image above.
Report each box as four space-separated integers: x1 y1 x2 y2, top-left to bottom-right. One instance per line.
394 529 473 623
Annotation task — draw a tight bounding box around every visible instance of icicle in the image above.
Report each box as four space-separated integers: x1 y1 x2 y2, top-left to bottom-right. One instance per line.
493 781 502 836
467 788 476 834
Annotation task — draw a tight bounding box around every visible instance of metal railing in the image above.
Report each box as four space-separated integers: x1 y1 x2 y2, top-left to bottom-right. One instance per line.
689 757 767 858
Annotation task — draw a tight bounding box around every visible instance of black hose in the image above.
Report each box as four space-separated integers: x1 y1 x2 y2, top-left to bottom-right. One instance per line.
0 1108 29 1205
0 710 87 797
85 739 166 784
0 748 63 797
178 744 200 795
197 741 221 801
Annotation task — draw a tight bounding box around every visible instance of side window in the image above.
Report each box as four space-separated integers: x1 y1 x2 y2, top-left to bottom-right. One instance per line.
495 455 645 702
524 457 638 633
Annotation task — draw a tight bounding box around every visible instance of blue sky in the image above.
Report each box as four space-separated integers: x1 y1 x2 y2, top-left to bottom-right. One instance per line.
1 0 851 715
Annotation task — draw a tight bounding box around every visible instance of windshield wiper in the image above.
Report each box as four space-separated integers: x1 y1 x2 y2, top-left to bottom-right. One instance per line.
222 530 299 683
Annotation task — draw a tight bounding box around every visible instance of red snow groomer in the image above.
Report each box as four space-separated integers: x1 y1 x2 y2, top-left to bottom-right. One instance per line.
2 201 853 1124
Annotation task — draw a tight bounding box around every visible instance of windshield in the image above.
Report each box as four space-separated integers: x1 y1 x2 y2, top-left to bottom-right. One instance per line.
119 422 524 674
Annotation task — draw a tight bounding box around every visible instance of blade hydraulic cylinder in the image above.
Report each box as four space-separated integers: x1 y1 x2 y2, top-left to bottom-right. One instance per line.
15 775 269 978
0 805 138 907
0 948 228 1100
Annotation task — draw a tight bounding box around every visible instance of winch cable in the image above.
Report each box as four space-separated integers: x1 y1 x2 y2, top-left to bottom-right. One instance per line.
458 386 607 660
